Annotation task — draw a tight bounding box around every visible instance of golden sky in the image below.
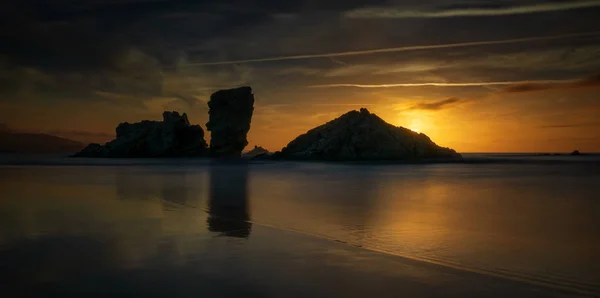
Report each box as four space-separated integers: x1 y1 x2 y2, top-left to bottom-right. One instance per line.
1 0 600 152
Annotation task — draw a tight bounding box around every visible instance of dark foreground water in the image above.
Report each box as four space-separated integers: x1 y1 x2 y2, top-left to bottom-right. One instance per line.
1 155 599 297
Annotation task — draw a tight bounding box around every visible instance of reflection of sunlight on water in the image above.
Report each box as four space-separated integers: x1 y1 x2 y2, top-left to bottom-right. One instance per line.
375 182 453 256
1 163 600 294
248 164 600 291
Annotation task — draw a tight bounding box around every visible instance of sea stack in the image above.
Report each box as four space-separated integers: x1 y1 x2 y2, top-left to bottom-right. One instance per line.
73 111 208 158
275 108 461 161
206 86 255 158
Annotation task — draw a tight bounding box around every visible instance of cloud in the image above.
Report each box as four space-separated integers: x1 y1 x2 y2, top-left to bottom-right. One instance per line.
0 47 164 103
187 31 600 66
408 97 463 111
307 73 600 92
459 45 600 72
577 72 600 86
172 94 201 107
265 44 600 83
277 67 322 76
540 122 600 128
0 0 288 108
502 83 554 93
312 103 376 106
308 79 568 89
502 73 600 93
345 0 600 19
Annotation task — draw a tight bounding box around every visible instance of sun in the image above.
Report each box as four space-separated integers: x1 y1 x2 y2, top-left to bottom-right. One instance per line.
408 119 422 133
396 114 425 133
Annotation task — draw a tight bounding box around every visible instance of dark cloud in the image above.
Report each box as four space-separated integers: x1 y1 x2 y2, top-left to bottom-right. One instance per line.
1 0 395 106
1 0 600 114
577 72 600 86
502 72 600 93
344 1 600 19
0 0 270 103
409 97 463 111
502 83 555 93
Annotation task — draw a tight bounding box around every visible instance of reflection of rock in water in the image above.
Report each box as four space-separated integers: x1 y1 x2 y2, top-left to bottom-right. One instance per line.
207 162 251 238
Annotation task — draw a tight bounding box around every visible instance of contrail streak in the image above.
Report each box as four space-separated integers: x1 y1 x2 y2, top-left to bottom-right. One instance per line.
187 31 600 66
308 80 573 89
345 0 600 18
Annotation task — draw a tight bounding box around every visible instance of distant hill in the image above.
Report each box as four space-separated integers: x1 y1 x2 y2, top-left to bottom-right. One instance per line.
0 131 85 153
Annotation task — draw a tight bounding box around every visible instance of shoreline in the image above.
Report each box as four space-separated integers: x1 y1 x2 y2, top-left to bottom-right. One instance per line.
1 153 600 167
251 221 599 297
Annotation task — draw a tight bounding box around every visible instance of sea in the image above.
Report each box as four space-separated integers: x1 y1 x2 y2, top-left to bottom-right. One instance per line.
0 153 599 297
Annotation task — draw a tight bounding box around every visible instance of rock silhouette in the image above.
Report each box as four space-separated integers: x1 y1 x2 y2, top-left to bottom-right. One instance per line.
206 86 254 158
73 111 207 158
70 88 463 162
275 108 461 161
242 146 271 159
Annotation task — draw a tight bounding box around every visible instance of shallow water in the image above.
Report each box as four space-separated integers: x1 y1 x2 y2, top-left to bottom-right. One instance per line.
1 156 599 297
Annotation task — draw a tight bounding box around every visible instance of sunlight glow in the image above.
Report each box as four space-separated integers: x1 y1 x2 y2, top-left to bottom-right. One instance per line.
409 119 422 133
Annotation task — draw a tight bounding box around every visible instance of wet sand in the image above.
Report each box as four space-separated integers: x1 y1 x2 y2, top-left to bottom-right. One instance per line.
1 223 588 298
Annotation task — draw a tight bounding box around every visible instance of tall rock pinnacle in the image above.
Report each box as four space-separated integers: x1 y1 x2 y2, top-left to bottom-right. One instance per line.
206 86 255 158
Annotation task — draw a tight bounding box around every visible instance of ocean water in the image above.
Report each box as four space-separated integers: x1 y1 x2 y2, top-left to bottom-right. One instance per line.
0 154 599 297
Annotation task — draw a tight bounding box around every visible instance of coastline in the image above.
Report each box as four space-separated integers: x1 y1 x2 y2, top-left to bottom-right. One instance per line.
1 152 600 166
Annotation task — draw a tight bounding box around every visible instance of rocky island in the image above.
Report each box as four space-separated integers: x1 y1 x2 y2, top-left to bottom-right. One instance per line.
73 86 460 162
273 108 461 161
73 111 207 158
73 86 255 158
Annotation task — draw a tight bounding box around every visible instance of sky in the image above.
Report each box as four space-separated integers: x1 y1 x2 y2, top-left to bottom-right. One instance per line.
1 0 600 152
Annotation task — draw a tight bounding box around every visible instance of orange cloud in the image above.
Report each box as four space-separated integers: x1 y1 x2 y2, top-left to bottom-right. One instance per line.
502 73 600 93
408 97 463 111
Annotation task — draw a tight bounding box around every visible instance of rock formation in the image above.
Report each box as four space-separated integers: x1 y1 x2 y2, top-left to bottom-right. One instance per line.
571 150 582 156
242 145 271 159
206 86 254 158
73 111 207 158
274 108 461 161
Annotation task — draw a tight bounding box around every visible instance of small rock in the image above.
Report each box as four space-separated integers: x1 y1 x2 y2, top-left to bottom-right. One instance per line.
242 145 271 159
